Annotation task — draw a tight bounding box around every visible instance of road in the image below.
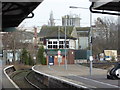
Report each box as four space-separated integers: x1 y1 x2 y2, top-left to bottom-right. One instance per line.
0 57 17 90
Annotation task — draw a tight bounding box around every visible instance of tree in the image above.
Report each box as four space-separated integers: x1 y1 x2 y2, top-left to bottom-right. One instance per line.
37 46 46 65
92 17 118 55
20 48 29 65
28 53 34 65
2 30 34 64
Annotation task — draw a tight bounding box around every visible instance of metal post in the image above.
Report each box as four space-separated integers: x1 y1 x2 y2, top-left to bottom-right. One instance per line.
69 6 93 74
0 2 1 32
90 12 93 76
90 59 92 75
58 26 60 66
65 26 67 70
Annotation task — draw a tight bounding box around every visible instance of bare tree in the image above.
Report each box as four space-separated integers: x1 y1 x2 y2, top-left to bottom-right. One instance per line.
2 30 34 64
93 17 118 55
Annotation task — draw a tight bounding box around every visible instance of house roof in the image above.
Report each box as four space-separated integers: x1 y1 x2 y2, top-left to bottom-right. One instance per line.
76 27 90 37
38 26 58 37
76 27 90 31
44 30 76 40
2 2 43 30
38 26 76 39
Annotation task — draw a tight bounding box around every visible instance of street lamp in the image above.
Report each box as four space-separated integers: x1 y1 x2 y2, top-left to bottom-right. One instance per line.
69 6 93 76
69 6 89 9
64 25 67 70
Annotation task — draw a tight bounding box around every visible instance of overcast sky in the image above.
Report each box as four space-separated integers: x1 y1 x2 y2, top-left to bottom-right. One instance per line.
19 0 118 28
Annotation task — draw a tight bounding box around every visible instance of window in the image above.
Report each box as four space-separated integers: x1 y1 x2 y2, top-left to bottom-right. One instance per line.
66 41 69 44
53 45 58 48
59 45 64 48
53 41 57 44
48 41 52 44
40 38 43 41
48 45 52 48
59 41 63 44
64 41 69 44
66 45 69 48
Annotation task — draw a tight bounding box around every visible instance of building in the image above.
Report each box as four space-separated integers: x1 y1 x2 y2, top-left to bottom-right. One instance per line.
38 26 90 50
48 11 55 26
45 34 76 65
38 26 91 65
38 26 77 65
76 27 90 49
62 14 81 27
45 30 77 50
38 26 77 48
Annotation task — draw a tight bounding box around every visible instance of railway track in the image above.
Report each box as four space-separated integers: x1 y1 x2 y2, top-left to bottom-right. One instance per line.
10 69 40 90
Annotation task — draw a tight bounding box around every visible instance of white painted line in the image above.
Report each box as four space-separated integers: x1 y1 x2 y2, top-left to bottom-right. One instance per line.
32 65 88 89
3 65 20 90
71 74 120 88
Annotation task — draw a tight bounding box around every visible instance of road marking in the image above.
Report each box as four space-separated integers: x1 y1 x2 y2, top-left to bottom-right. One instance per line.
70 74 120 88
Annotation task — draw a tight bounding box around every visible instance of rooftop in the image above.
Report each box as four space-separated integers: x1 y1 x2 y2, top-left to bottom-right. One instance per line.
38 26 76 39
2 1 43 31
90 0 120 15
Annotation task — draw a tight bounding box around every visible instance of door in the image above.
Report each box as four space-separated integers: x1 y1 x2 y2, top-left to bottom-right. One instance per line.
48 56 54 65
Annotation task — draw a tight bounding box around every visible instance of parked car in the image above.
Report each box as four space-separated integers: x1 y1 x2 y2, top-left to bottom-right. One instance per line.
107 63 120 79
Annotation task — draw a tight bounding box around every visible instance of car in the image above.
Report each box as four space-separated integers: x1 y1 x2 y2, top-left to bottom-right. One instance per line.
107 63 120 79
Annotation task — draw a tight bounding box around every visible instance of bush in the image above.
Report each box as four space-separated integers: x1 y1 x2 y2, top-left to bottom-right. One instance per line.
111 56 115 62
20 48 28 65
20 48 34 65
37 46 46 65
28 53 34 66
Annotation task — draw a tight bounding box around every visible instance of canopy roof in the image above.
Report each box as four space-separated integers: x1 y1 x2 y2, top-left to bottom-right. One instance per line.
2 1 43 30
90 0 120 15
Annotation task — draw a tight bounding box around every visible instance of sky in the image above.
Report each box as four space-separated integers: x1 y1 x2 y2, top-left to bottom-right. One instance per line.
19 0 118 28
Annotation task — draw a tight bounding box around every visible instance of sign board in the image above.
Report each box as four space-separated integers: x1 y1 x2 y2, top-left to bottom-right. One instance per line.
58 56 62 63
104 50 117 61
58 50 61 55
89 56 93 61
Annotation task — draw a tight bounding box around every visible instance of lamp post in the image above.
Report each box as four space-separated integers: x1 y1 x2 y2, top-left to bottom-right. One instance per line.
69 6 93 75
64 25 67 70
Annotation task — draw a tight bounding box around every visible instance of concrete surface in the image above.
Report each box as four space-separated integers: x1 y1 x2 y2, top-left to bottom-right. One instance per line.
34 64 120 89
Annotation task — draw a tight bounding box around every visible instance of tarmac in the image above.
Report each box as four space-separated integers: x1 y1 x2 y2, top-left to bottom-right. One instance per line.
34 64 108 88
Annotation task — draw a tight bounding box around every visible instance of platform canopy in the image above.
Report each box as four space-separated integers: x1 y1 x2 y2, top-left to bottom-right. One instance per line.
2 1 43 31
89 0 120 15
